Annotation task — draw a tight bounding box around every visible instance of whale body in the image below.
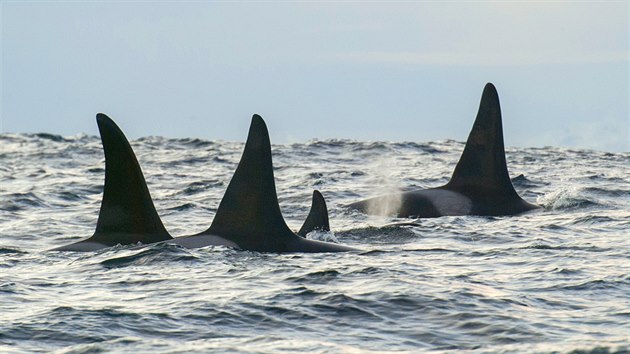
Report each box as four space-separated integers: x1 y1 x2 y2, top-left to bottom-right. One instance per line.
167 115 356 252
52 114 355 253
50 114 173 251
347 83 540 218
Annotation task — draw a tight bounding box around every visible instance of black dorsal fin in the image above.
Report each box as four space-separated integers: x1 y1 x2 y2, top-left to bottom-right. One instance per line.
204 115 295 251
90 113 172 245
444 83 518 198
297 190 331 237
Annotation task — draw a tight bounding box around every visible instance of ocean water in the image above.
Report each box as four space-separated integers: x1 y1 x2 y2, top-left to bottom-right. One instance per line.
1 133 629 353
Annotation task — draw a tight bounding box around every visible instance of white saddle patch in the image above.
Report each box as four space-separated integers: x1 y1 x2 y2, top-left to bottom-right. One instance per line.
422 189 473 215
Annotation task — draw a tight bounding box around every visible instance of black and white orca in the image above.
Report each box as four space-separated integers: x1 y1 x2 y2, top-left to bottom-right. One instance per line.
346 83 540 218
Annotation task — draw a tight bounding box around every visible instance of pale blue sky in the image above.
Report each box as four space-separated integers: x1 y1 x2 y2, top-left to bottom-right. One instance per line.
2 1 628 151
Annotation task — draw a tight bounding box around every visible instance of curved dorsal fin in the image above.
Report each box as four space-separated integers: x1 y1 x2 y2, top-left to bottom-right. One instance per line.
297 190 331 237
445 83 518 198
204 115 295 251
90 113 172 245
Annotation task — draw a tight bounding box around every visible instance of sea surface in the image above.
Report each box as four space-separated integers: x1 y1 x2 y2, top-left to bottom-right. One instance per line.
1 132 629 353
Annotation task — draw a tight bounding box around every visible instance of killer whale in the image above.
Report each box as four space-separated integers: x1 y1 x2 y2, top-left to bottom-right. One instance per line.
52 114 355 253
50 114 173 251
347 83 540 218
169 115 357 252
52 113 349 252
297 190 331 237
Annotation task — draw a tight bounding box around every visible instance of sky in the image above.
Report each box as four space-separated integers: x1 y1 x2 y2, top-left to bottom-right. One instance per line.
1 1 628 152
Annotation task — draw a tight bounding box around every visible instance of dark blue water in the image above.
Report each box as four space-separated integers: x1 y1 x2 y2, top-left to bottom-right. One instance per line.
1 133 629 353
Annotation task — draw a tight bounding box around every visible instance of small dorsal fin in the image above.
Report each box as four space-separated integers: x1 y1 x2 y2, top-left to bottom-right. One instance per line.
204 115 295 251
444 83 518 198
90 113 172 245
297 190 331 237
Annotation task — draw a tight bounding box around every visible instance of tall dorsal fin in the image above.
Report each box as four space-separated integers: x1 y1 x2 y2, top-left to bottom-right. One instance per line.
90 113 172 245
444 83 518 198
297 190 331 237
204 115 295 251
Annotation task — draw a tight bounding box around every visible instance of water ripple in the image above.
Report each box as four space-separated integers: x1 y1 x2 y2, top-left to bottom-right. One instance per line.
1 134 629 353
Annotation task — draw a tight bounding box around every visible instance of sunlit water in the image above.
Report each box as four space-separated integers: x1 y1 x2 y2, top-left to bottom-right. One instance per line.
1 133 629 353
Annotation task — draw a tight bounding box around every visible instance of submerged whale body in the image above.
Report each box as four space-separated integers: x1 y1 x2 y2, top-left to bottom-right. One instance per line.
347 83 540 218
52 114 355 253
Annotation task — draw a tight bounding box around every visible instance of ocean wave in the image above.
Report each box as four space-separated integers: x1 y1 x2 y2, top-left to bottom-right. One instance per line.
179 180 225 196
0 247 27 254
0 192 49 211
32 133 69 142
99 243 198 268
2 135 629 352
539 187 602 210
336 226 419 244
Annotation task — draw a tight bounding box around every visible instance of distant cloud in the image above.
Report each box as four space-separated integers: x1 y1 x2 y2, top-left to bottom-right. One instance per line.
553 115 628 152
332 50 629 67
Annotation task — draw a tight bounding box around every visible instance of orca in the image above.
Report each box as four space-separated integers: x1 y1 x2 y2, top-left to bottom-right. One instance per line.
169 115 357 252
52 114 355 253
50 114 173 251
297 190 331 237
346 83 540 218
